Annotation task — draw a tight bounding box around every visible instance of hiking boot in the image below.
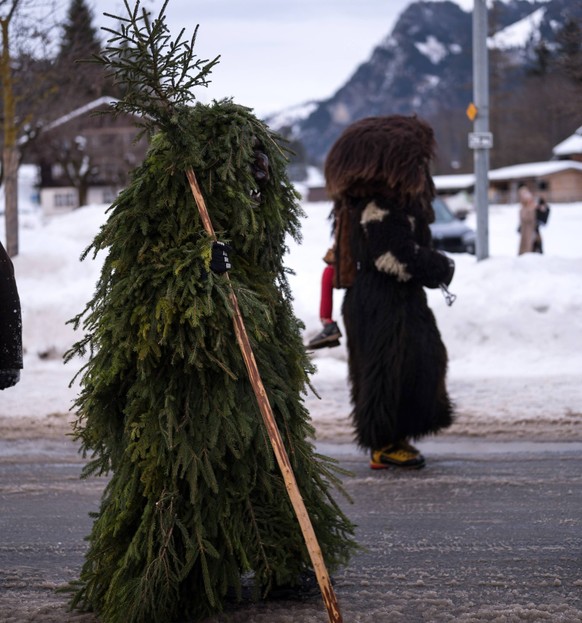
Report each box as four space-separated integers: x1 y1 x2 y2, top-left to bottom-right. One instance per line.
370 442 426 470
398 439 422 456
307 321 342 349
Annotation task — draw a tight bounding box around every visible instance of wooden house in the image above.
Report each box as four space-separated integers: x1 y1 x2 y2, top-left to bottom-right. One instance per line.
29 97 149 215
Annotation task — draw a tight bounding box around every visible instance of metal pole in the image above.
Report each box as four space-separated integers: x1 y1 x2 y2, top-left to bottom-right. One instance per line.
472 0 491 260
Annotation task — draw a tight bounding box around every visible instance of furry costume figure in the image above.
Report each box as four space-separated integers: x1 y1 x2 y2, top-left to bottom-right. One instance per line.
325 115 455 459
67 101 357 623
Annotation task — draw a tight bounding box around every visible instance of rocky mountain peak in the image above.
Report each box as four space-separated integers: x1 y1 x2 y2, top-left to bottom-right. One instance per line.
269 0 580 175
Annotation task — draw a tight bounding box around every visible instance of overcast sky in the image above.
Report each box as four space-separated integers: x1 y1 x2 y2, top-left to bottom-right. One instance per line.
69 0 465 116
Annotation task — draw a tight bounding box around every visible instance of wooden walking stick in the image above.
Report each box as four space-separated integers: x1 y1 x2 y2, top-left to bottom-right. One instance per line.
185 167 343 623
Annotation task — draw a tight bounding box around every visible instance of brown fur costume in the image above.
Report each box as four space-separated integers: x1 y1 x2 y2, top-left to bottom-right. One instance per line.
325 115 454 450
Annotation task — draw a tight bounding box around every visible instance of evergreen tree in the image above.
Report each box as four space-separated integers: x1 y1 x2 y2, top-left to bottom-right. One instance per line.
555 17 582 86
529 39 551 77
66 2 357 621
59 0 101 60
56 0 106 102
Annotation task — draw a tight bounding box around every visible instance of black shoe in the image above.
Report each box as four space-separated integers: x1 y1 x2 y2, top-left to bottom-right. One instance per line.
307 322 342 350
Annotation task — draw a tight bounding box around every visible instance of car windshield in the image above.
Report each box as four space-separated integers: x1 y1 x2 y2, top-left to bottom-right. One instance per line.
432 197 456 224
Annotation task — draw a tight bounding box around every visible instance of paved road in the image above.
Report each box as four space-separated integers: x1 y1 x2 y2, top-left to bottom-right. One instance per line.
1 436 581 622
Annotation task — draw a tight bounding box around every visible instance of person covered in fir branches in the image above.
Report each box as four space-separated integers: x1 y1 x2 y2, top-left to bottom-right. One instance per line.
324 115 455 470
66 4 355 623
0 240 23 390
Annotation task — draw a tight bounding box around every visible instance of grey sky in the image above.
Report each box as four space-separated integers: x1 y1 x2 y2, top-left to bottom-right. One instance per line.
84 0 416 115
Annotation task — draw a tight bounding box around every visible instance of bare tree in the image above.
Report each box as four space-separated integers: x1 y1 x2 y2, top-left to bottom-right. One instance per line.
1 0 57 256
0 0 21 256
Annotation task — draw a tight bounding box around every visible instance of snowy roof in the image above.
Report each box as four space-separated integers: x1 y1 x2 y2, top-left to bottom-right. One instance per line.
433 160 582 190
305 166 325 187
488 160 582 181
553 127 582 157
433 174 475 190
43 96 120 132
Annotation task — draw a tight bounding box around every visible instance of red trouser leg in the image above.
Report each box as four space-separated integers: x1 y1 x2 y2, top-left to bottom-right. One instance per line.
319 265 335 323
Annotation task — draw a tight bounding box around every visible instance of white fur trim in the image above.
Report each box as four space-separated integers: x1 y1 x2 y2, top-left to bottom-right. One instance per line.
361 201 388 225
375 251 412 281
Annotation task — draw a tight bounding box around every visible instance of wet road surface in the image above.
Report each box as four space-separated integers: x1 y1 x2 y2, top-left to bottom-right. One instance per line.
1 436 581 622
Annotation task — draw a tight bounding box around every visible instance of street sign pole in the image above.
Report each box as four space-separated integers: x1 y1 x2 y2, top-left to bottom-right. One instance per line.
472 0 491 260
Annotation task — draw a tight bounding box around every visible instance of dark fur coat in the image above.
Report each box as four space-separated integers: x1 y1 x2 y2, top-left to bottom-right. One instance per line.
325 116 454 450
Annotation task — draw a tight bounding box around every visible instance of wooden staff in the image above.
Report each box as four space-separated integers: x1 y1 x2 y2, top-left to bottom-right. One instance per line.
185 167 343 623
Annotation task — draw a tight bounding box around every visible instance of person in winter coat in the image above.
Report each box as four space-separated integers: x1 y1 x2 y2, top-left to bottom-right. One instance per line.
324 115 455 470
533 196 551 253
0 240 22 390
518 184 541 255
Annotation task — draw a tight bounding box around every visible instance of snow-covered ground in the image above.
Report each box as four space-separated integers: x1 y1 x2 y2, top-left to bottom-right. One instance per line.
290 196 582 442
1 170 581 441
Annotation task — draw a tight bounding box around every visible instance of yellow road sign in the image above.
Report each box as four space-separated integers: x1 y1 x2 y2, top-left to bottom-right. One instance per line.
466 102 478 121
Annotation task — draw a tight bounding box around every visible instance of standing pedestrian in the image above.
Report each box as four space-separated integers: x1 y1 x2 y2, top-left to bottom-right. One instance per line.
518 184 540 255
533 196 551 253
324 115 455 469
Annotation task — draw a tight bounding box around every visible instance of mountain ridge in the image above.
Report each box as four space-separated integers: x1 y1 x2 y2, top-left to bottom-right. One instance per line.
266 0 581 175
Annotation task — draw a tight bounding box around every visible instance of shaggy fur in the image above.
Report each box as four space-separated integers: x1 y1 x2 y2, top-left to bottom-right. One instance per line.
325 115 436 203
325 116 454 450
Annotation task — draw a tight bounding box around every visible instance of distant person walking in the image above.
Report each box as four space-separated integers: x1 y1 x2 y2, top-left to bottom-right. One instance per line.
518 185 547 255
0 240 22 390
534 196 551 253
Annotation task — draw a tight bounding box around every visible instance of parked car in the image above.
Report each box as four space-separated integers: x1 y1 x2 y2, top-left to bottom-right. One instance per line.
430 196 476 254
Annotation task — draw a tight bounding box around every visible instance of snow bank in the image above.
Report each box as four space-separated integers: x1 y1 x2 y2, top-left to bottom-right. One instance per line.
1 198 581 440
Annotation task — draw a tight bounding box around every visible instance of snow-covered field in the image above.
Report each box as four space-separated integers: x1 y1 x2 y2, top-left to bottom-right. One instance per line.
1 171 581 441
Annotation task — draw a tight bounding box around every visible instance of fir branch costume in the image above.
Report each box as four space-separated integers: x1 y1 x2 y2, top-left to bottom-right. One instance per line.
325 115 455 455
68 99 355 623
66 5 355 622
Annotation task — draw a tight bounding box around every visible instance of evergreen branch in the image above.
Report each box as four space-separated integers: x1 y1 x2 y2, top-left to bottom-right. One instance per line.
245 496 271 582
91 0 220 131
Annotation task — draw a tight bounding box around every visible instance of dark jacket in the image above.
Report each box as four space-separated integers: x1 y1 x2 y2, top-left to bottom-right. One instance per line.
0 241 23 388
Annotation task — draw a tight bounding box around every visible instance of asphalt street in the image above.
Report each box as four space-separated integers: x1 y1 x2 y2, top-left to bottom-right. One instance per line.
1 436 581 622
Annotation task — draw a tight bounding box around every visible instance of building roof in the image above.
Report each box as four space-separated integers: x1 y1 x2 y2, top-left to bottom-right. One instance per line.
488 160 582 181
552 126 582 158
43 96 121 132
433 173 475 191
432 160 582 191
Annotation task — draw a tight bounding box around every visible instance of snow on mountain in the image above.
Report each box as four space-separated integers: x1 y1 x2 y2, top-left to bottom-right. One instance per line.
415 35 450 64
263 101 319 132
488 6 546 49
